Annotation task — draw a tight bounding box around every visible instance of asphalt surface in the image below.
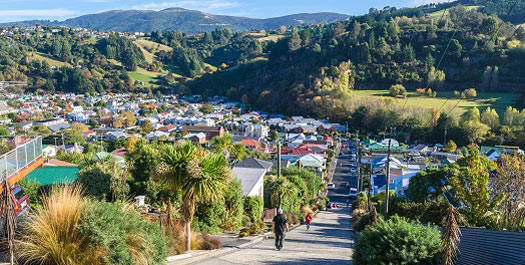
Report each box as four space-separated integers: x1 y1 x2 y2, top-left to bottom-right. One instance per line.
184 139 355 265
329 139 358 204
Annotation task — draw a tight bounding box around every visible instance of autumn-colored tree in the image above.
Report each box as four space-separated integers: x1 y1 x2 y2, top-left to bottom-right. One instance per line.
449 147 499 227
444 140 457 153
70 122 88 134
492 153 525 231
113 117 123 129
140 120 155 134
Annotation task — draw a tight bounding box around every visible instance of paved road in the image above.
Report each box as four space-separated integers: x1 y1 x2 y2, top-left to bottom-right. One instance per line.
329 139 357 203
187 207 353 265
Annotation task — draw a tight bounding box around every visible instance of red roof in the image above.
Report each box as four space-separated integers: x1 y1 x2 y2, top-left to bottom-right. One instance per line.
239 138 263 147
83 130 95 135
111 148 127 157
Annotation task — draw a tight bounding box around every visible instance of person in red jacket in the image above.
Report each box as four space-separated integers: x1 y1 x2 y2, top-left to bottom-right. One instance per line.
305 213 313 231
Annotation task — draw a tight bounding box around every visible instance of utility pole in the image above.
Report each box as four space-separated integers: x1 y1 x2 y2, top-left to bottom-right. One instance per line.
384 139 392 220
277 142 282 209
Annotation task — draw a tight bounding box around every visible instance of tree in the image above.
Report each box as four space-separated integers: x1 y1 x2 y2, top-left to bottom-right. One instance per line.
503 106 520 127
449 147 499 227
462 88 477 99
70 122 88 133
140 120 155 134
269 130 279 142
389 84 406 97
492 153 525 231
0 126 10 136
122 111 136 127
200 104 215 114
481 107 500 130
154 141 230 252
444 140 457 153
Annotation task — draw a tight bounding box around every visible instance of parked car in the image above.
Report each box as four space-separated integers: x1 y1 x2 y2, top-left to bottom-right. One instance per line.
348 188 358 199
350 168 357 174
12 184 30 216
327 183 336 190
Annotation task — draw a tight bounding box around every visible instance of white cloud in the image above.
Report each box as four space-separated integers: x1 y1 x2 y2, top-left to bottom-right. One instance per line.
0 9 77 17
131 0 241 12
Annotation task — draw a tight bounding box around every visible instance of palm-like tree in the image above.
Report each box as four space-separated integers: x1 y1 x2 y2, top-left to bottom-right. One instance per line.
155 141 230 252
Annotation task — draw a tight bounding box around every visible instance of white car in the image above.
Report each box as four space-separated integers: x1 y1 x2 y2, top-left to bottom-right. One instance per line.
348 188 358 199
327 183 336 190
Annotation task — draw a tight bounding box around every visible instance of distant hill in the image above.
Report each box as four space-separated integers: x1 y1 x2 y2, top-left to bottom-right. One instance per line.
0 8 350 33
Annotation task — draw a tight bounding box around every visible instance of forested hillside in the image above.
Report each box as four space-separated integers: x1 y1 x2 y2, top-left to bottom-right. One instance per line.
0 8 350 34
1 2 524 147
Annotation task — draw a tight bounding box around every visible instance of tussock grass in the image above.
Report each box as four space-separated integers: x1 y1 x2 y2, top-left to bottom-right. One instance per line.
16 186 105 265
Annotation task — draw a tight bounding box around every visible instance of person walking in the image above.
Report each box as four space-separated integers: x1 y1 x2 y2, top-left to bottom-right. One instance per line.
305 213 313 231
272 208 289 251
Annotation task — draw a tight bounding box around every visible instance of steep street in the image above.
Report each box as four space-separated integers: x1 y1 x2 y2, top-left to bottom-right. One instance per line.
184 140 354 265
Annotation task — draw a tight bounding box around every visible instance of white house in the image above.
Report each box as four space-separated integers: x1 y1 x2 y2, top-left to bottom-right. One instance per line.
232 158 273 198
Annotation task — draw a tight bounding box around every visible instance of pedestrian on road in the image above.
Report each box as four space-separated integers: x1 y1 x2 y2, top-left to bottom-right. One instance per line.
305 213 313 231
272 208 289 251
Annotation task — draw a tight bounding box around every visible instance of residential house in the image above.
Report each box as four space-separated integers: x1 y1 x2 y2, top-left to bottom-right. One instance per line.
146 131 170 142
181 125 225 139
232 158 273 198
105 131 127 142
243 124 269 140
183 132 206 144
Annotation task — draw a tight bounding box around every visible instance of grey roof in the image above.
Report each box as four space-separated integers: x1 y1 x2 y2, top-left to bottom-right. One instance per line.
455 227 525 265
234 158 273 170
232 167 266 196
47 123 70 132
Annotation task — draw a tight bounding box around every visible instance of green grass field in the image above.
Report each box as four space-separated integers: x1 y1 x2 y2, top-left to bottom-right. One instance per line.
28 52 71 67
352 90 519 115
428 5 481 19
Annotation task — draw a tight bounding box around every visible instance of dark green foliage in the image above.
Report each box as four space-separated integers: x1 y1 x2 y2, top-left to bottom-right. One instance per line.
79 201 168 265
98 33 144 71
195 201 226 234
221 180 244 231
77 165 111 200
17 178 44 208
408 168 450 203
353 216 442 265
243 196 263 222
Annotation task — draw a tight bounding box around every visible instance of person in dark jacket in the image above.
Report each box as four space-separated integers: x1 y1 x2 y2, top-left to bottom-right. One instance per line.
272 208 289 250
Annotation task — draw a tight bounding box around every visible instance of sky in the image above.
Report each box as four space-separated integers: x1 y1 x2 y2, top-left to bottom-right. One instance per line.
0 0 443 23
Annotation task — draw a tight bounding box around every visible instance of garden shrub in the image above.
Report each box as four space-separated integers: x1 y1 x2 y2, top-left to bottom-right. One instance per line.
353 216 442 265
195 201 226 234
243 196 263 222
79 201 168 265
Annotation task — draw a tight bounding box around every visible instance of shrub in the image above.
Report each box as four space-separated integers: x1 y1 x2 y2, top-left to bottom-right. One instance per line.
463 88 477 98
389 84 406 97
199 232 223 250
353 216 442 265
353 209 380 232
16 186 102 265
243 196 263 222
78 201 168 265
195 201 226 234
16 186 168 265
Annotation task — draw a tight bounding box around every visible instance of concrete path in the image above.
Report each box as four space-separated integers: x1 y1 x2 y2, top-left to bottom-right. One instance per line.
187 206 353 265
